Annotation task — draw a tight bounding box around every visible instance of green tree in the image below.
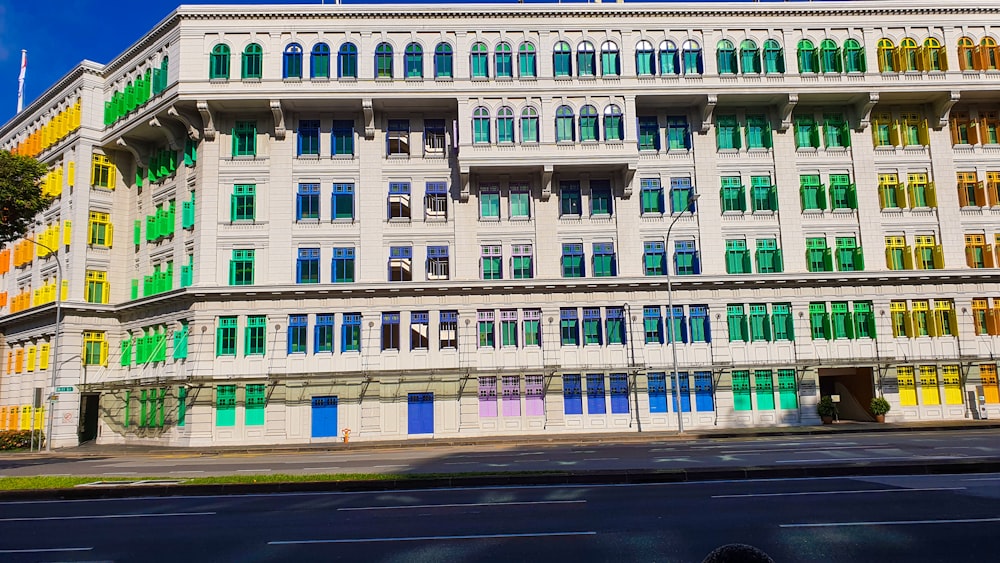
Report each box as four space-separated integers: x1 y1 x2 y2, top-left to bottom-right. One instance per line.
0 150 52 244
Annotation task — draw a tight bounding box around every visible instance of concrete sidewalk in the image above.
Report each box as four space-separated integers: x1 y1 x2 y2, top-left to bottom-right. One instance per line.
7 418 1000 458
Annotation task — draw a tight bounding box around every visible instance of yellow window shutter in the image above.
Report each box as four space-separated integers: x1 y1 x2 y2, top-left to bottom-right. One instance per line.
63 220 72 246
933 245 944 269
67 162 75 187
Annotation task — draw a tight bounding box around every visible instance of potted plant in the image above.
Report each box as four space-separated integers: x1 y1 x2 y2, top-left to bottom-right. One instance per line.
817 396 836 424
870 396 891 423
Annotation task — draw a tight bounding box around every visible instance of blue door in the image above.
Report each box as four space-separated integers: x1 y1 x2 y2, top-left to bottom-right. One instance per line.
311 396 338 438
407 393 434 434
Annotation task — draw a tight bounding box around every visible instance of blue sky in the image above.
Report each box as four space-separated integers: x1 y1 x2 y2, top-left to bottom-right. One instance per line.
0 0 767 125
0 0 617 124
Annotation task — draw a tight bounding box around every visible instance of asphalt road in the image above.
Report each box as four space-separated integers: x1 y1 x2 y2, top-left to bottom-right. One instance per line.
1 473 998 562
2 429 999 478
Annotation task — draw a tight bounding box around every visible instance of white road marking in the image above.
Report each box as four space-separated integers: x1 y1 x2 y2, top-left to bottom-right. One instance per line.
713 487 964 499
583 458 619 462
962 477 1000 481
720 445 892 455
268 531 597 545
100 472 137 475
0 547 93 554
776 455 961 463
338 500 586 511
169 470 205 474
236 469 272 473
0 511 215 522
373 464 407 468
781 517 1000 528
301 467 341 471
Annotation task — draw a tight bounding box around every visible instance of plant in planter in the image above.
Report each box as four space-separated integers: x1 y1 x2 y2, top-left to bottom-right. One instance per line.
817 396 837 424
870 396 891 423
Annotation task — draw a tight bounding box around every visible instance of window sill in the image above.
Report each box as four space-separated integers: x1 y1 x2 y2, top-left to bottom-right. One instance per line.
339 77 358 83
310 77 331 83
296 154 320 160
386 153 410 159
387 218 412 223
435 76 454 82
283 77 302 83
405 76 423 82
796 147 819 153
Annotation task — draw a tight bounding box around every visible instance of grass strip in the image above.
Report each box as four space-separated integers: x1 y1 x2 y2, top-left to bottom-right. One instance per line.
0 471 558 491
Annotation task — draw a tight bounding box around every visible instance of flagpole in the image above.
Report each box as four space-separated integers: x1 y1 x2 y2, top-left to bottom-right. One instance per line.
17 50 27 114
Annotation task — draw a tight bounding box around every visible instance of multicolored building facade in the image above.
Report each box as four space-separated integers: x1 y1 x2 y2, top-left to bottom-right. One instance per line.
2 1 1000 448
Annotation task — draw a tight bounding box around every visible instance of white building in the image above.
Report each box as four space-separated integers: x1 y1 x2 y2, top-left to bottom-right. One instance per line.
2 1 1000 448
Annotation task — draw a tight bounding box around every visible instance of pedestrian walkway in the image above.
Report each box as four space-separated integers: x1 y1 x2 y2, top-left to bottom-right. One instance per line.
8 418 998 459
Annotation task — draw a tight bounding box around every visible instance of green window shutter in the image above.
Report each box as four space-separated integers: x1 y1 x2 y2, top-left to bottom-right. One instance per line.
774 249 784 273
134 220 142 246
145 214 157 242
131 279 139 300
120 338 133 367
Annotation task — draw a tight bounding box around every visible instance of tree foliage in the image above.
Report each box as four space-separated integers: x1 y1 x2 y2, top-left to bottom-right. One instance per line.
0 150 52 245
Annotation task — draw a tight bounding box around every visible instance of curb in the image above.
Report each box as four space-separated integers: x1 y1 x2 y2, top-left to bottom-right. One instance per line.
3 458 1000 502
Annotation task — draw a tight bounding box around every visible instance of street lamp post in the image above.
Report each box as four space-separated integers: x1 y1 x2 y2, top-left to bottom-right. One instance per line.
25 236 62 452
666 192 699 434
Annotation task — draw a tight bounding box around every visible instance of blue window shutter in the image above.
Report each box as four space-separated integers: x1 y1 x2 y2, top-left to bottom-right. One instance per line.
693 250 701 274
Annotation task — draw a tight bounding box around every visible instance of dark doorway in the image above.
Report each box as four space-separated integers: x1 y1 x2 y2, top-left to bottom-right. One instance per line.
79 393 100 443
818 367 875 421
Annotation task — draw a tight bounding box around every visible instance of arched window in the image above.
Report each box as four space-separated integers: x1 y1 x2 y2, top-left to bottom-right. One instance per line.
820 39 841 73
375 42 393 78
473 107 491 144
471 42 489 78
283 43 303 79
843 39 866 73
577 41 596 76
521 107 539 143
717 40 737 74
497 107 515 143
338 42 358 78
681 40 702 75
210 44 230 79
556 106 575 142
404 43 423 78
981 37 998 70
604 105 623 141
495 42 513 78
958 37 975 70
635 40 655 75
518 42 537 77
242 43 263 79
660 41 679 75
434 43 453 78
601 41 620 76
797 39 817 73
900 38 918 71
311 43 331 79
580 105 599 141
924 38 946 71
877 39 895 72
740 39 760 74
763 39 784 74
553 41 572 76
